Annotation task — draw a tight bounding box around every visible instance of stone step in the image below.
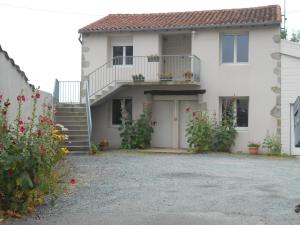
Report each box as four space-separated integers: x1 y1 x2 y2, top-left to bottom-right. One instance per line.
55 107 86 113
68 146 90 151
68 135 89 141
62 125 88 131
56 103 85 108
56 111 87 117
65 140 89 147
63 130 89 135
57 121 89 127
55 116 87 122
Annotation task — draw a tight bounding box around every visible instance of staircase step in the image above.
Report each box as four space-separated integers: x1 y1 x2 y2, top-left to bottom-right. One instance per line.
68 135 89 141
68 146 90 151
57 121 89 127
63 130 88 135
56 112 87 117
55 107 86 113
62 125 88 130
65 141 89 146
55 116 87 122
56 103 85 107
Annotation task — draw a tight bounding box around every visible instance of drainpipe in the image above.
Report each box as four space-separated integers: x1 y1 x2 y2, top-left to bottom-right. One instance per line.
78 33 82 44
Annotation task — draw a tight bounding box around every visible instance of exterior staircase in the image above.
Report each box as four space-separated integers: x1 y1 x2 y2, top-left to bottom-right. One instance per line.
55 103 90 153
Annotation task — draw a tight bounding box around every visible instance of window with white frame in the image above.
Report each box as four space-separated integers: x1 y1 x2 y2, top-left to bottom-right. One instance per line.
221 97 249 128
112 46 133 65
221 34 249 64
112 99 132 125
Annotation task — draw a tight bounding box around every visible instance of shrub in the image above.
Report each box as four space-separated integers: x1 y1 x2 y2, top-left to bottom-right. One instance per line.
119 108 153 149
0 90 68 215
263 134 281 154
186 110 213 152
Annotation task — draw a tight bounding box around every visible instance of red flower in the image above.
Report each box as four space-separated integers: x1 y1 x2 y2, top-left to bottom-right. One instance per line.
186 107 191 112
17 95 22 102
19 126 26 133
192 112 197 117
18 120 24 126
69 178 76 185
8 169 14 177
21 95 25 102
39 144 47 155
35 93 40 99
37 130 43 136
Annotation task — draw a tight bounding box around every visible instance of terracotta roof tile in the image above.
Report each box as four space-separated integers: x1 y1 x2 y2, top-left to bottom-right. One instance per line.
79 5 281 33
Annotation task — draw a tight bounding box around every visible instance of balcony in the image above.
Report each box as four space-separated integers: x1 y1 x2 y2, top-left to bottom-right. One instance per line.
87 55 201 98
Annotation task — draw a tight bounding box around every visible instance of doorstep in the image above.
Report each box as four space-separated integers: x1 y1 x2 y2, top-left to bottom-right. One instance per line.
137 148 192 154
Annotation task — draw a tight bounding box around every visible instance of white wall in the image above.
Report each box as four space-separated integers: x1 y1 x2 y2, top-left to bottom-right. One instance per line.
192 26 280 152
281 40 300 155
0 49 52 124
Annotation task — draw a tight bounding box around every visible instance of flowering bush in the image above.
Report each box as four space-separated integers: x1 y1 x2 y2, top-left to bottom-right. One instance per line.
0 90 68 215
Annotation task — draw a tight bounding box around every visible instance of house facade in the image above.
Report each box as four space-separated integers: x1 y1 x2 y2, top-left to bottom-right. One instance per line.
78 5 282 151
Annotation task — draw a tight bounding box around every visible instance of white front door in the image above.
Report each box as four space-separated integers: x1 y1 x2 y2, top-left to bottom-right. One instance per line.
290 104 300 155
179 100 199 148
152 101 173 148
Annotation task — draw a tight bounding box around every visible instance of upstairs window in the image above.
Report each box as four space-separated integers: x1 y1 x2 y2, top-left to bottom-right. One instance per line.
221 97 249 128
112 46 133 65
222 34 249 64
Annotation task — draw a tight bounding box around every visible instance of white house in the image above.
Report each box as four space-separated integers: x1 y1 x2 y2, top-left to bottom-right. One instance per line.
281 40 300 155
72 5 282 151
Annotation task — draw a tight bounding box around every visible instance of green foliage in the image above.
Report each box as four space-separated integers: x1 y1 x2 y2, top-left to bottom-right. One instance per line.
263 134 281 154
248 142 260 148
90 143 99 155
281 29 287 40
132 74 145 81
186 111 213 152
119 108 153 149
290 30 300 43
0 90 67 214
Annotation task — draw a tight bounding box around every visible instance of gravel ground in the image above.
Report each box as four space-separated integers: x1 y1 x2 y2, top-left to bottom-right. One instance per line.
4 151 300 225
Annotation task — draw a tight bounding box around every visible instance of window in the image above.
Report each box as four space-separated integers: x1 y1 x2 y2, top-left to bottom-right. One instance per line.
222 34 249 64
112 99 132 125
221 97 249 128
112 46 133 65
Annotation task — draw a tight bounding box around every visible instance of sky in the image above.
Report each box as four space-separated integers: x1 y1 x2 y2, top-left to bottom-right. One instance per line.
0 0 299 93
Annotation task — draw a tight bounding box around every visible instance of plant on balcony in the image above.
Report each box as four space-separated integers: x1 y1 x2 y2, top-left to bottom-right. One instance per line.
132 74 145 82
0 90 69 216
160 73 173 81
183 70 193 81
147 54 160 62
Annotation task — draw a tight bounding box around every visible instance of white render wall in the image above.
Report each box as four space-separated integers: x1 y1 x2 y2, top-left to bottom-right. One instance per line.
83 26 280 152
281 40 300 155
0 50 52 124
192 26 280 152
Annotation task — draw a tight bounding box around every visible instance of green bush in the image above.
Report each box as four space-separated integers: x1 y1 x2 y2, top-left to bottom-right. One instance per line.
186 111 213 152
0 90 67 215
263 134 281 154
119 109 153 149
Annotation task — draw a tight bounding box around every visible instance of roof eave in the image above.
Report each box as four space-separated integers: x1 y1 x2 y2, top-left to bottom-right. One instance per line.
78 21 281 34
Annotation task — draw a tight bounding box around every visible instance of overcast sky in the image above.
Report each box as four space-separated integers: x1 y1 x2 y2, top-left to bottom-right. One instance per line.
0 0 299 93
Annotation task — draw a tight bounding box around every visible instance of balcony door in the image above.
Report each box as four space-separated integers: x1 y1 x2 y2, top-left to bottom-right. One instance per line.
162 34 191 80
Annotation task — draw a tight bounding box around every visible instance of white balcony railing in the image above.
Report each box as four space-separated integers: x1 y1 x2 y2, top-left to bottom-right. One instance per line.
87 55 201 97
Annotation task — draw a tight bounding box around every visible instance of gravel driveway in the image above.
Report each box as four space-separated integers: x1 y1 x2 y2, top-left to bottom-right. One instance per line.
4 151 300 225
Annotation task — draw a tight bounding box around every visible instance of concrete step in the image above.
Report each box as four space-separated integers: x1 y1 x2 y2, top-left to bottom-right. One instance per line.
63 130 88 135
62 125 88 130
55 116 87 122
57 121 89 127
68 146 89 151
56 103 85 108
68 135 89 141
56 112 87 117
55 107 86 113
65 140 89 146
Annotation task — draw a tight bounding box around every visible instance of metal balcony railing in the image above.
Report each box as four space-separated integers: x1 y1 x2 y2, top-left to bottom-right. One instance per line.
53 80 81 103
87 55 201 97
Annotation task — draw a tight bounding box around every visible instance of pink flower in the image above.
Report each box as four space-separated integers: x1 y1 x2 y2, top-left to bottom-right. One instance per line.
192 112 197 117
37 130 43 136
35 93 40 99
186 107 191 112
69 178 76 185
17 95 22 102
18 120 23 126
19 126 26 133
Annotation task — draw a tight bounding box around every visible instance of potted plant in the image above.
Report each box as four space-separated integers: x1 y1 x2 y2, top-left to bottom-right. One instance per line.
248 142 260 154
132 74 145 82
99 138 109 150
183 70 193 81
147 54 160 62
160 73 173 81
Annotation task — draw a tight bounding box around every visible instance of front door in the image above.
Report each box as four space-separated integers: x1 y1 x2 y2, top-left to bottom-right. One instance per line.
152 101 173 148
179 100 199 148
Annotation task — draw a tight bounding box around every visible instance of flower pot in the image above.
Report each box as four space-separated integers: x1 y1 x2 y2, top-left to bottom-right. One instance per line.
249 147 258 154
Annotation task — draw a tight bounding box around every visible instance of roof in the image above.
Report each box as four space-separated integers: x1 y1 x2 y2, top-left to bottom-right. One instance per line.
79 5 281 33
0 45 34 88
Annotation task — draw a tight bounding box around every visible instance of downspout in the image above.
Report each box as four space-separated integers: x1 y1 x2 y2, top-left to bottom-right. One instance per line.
78 33 82 44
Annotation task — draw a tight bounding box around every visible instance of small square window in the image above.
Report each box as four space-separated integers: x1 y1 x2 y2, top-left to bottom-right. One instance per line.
112 99 132 125
221 97 249 128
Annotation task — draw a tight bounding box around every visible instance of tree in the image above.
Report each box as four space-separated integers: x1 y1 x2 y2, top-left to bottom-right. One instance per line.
281 29 287 40
290 30 300 43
